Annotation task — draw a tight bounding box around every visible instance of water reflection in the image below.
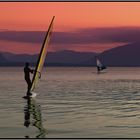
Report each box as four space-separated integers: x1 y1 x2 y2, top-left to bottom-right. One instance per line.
24 97 46 138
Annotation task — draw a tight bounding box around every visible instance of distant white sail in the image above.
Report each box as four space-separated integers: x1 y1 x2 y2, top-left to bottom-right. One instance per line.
96 57 107 72
30 16 55 92
96 58 103 68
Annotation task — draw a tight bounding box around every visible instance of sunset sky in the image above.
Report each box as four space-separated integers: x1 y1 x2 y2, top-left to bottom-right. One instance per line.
0 2 140 54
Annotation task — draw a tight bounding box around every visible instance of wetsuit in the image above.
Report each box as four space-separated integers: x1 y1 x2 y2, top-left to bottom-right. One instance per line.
24 66 34 95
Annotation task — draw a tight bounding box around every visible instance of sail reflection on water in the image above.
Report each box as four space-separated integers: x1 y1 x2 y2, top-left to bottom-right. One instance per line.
24 98 46 138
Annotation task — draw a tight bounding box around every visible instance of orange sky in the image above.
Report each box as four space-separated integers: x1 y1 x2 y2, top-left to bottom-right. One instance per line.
0 2 140 54
1 2 140 30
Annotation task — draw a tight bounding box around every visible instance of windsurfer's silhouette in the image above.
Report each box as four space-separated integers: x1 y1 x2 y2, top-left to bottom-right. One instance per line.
95 56 107 74
24 62 34 96
97 66 100 73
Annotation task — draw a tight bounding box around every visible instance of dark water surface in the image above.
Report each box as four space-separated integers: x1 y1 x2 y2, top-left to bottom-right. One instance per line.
0 67 140 138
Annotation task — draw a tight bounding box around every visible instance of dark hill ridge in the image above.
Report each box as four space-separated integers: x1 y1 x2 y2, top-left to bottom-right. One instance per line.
1 42 140 66
3 52 37 63
0 50 97 66
0 53 7 62
99 42 140 66
46 50 97 65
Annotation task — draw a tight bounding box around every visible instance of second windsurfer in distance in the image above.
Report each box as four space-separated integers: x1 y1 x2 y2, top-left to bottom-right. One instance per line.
24 62 34 96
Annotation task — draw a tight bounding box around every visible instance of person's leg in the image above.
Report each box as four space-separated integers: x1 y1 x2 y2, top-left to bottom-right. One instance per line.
26 79 32 96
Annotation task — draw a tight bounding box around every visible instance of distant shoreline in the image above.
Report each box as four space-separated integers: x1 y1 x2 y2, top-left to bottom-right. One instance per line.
0 65 140 67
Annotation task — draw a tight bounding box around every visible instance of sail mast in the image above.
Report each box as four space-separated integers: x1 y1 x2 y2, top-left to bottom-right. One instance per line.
30 16 55 91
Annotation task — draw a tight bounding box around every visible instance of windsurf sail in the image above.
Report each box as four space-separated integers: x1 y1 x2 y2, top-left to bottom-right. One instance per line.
95 56 106 73
30 16 55 92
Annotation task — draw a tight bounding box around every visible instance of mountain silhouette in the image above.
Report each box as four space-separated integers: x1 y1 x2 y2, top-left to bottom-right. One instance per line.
0 50 97 66
98 42 140 66
0 53 8 65
46 50 97 66
2 42 140 66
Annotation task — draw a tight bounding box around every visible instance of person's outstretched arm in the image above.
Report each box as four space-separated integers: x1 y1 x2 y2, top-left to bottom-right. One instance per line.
29 68 34 74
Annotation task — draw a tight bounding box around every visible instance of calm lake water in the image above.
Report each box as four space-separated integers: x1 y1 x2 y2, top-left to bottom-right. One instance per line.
1 67 140 138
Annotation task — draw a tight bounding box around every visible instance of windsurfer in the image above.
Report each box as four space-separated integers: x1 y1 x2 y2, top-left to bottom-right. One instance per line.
24 62 34 96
